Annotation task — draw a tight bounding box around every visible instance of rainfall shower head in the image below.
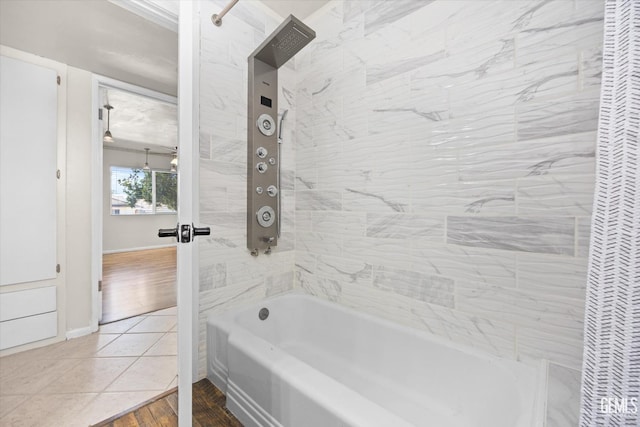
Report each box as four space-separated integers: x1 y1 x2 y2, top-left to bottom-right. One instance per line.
250 15 316 68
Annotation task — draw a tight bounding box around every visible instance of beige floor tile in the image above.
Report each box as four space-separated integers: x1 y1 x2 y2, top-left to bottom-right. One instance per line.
41 357 136 393
106 356 176 392
99 316 146 334
95 333 163 358
148 306 177 316
45 333 121 360
0 392 97 427
78 390 161 426
0 358 77 395
144 333 177 356
0 394 28 418
127 315 177 333
165 375 178 391
0 353 31 381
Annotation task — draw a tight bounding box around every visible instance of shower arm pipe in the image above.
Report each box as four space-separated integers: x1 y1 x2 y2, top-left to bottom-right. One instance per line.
211 0 239 26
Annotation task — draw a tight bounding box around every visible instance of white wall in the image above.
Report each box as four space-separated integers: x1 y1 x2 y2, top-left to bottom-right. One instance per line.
102 148 177 253
65 66 93 333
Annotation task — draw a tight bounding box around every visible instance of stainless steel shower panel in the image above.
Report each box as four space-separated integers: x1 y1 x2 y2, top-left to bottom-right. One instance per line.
247 15 315 254
247 58 278 252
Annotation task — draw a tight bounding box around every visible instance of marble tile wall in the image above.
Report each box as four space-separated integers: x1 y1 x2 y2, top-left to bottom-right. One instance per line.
294 1 602 423
196 0 297 377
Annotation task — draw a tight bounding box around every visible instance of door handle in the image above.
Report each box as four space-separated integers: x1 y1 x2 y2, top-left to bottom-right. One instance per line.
192 225 211 237
158 224 179 242
159 223 210 243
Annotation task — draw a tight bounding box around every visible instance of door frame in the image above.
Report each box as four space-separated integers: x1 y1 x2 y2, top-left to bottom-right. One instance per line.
90 75 177 332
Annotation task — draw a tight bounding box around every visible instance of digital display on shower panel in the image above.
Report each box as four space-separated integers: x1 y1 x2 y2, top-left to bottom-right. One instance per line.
260 96 272 108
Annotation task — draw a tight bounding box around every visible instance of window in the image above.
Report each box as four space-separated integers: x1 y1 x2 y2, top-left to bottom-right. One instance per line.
111 166 177 215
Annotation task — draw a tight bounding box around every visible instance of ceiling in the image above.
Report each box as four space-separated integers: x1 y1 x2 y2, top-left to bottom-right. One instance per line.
103 88 177 154
260 0 331 20
0 0 178 96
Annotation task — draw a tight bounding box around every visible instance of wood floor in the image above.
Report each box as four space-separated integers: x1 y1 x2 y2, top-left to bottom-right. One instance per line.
92 379 241 427
102 247 177 324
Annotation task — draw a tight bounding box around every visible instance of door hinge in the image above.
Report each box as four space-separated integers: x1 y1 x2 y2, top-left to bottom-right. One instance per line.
56 264 61 273
56 169 61 179
98 108 103 120
98 280 102 292
57 76 61 85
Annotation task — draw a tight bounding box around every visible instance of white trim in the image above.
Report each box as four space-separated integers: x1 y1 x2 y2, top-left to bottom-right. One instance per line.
94 74 176 104
102 243 177 255
107 0 178 33
90 75 177 333
178 0 197 423
66 325 93 340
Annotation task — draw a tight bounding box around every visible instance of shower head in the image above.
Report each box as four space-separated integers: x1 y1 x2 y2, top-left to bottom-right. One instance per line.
278 109 288 141
250 15 316 68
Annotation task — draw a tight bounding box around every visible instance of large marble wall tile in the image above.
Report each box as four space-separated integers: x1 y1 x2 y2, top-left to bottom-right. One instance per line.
412 180 516 215
581 46 603 91
546 363 582 427
517 254 588 300
449 55 578 118
412 242 517 288
517 174 595 215
516 90 600 141
576 216 592 258
343 187 411 213
372 266 454 308
367 50 446 86
343 236 414 271
295 231 342 258
312 211 366 237
516 15 604 64
363 0 431 36
456 280 584 341
295 190 342 211
316 254 372 285
427 109 517 149
366 213 444 240
447 216 575 255
518 326 583 370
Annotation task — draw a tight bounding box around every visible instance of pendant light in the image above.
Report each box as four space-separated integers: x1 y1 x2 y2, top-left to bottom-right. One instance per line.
170 153 178 172
143 148 151 171
169 146 178 172
103 104 114 143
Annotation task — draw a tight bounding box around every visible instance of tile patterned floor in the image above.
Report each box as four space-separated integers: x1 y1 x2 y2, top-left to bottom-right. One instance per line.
0 307 177 426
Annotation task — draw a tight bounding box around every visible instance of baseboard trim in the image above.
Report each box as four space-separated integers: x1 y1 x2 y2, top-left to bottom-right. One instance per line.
103 243 176 255
66 326 93 340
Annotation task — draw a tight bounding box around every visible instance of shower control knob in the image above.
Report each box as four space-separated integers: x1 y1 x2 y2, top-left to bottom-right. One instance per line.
267 185 278 197
256 162 268 173
256 186 264 195
256 206 275 228
256 147 268 158
268 157 276 165
257 114 276 137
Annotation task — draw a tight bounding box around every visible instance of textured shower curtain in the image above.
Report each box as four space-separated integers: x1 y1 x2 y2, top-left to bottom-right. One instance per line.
579 0 640 426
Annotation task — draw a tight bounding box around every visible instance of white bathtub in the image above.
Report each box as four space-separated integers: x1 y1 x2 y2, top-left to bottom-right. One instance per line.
207 293 545 427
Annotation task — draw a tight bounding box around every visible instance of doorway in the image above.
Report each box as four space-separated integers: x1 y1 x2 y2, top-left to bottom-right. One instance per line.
97 85 178 325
